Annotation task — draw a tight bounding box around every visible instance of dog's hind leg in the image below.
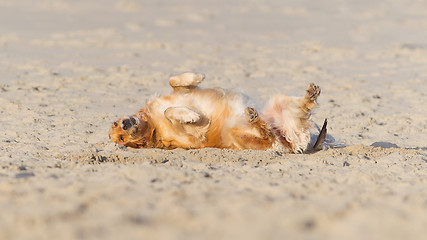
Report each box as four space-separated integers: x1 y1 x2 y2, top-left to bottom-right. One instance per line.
218 107 274 150
300 83 321 113
169 72 205 92
245 107 274 140
261 83 321 153
227 127 273 150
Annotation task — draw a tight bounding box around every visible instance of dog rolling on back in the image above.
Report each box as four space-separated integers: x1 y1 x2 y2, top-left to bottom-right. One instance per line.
109 72 323 153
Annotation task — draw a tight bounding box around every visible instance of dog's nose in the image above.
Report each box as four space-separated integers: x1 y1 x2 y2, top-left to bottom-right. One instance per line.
122 118 132 130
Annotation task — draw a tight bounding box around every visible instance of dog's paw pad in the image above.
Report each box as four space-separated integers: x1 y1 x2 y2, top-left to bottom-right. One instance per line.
306 83 321 101
245 107 259 123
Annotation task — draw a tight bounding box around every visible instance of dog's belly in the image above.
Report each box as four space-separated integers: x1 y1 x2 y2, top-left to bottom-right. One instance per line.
146 88 256 149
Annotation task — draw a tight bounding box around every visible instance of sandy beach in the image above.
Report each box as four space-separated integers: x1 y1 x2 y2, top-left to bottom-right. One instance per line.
0 0 426 239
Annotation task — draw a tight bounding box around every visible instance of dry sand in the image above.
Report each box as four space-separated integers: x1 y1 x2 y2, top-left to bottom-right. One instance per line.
0 0 426 239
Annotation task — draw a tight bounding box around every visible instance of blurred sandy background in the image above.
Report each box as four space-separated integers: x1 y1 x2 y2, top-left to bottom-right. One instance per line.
0 0 426 239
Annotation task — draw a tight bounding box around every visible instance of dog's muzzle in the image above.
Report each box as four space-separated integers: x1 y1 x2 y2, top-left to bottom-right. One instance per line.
121 116 138 130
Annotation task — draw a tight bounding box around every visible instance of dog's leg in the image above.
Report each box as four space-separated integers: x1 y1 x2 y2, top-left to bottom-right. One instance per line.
261 83 321 153
164 106 202 124
164 106 210 143
214 107 273 150
300 83 321 113
245 107 273 140
169 72 205 92
228 127 273 150
245 106 260 123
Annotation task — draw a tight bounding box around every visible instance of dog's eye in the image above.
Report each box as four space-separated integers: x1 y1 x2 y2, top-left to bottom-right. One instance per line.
114 122 118 127
120 136 124 141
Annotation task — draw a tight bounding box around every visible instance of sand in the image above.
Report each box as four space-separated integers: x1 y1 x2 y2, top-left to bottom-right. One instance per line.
0 0 426 239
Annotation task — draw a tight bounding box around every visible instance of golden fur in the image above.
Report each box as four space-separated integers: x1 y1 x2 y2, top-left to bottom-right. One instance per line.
109 72 322 153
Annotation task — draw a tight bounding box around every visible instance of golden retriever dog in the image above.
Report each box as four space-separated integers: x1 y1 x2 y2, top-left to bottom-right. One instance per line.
109 72 327 153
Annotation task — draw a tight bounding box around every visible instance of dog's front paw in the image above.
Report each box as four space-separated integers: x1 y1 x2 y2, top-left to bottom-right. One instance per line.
181 110 201 123
306 83 321 101
169 72 205 87
165 107 201 124
245 107 259 123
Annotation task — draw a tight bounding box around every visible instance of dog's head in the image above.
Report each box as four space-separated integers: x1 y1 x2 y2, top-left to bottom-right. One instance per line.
109 114 154 148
